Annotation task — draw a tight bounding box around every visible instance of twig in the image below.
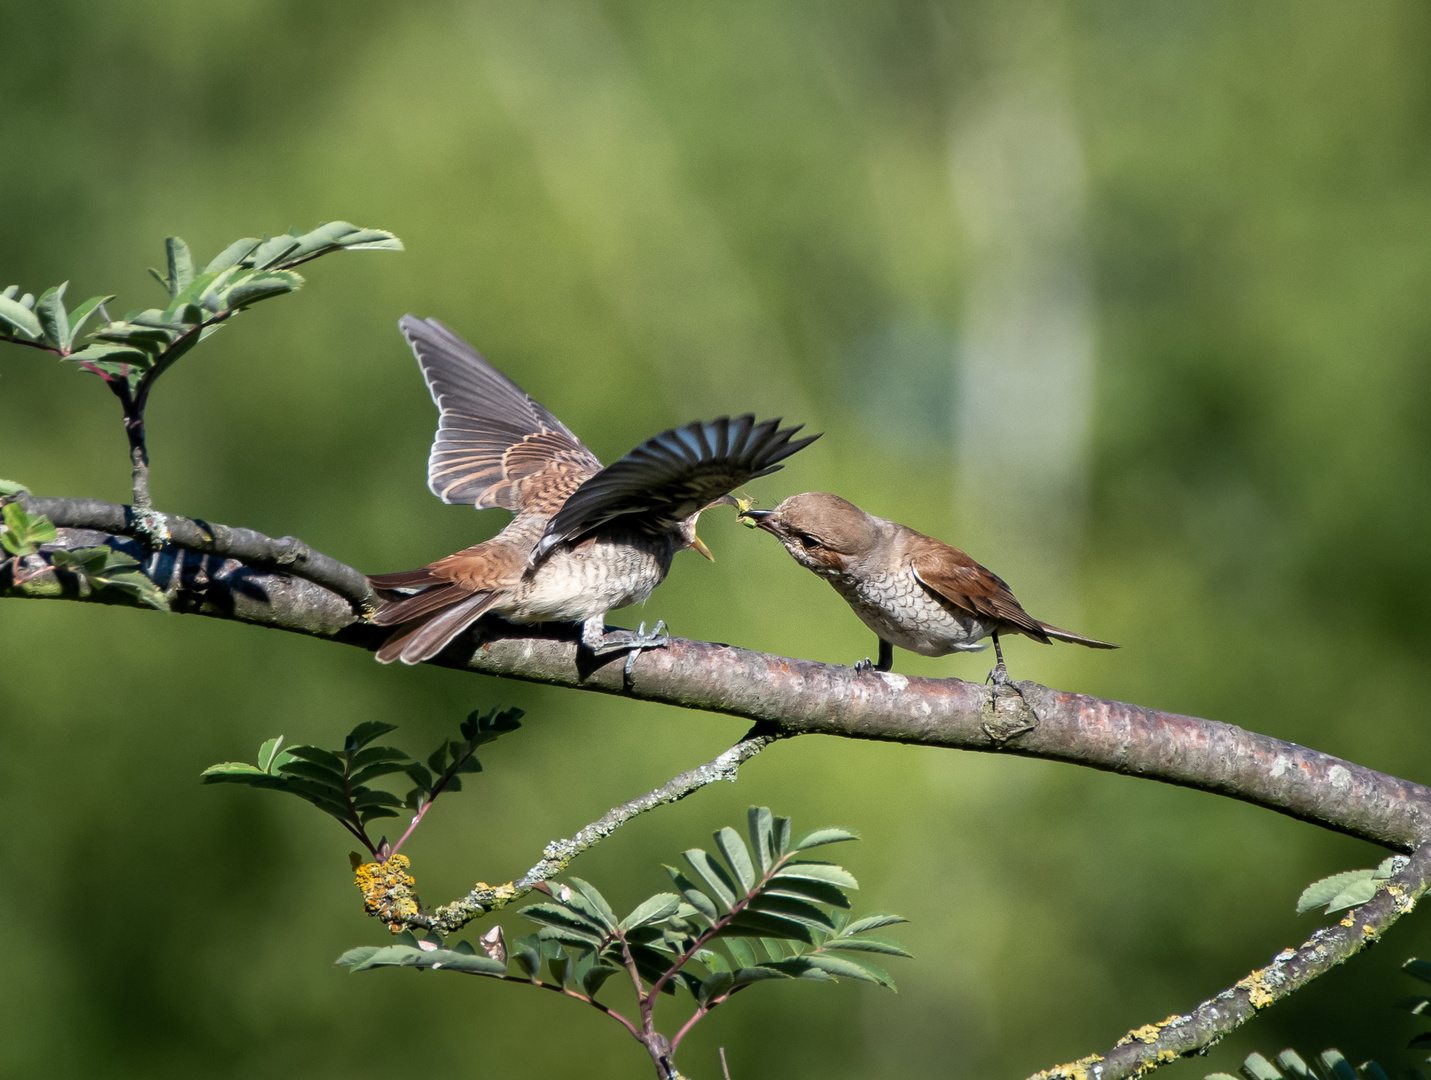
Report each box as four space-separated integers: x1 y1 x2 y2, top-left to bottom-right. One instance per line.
1030 845 1431 1080
495 973 643 1039
403 728 778 934
0 334 64 355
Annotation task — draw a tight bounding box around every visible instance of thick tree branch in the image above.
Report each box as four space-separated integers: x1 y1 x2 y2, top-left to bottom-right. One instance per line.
8 495 1431 855
15 494 372 605
1030 845 1431 1080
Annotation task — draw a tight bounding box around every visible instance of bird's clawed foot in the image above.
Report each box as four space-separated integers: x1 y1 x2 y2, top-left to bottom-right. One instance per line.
582 617 672 679
853 639 894 675
986 661 1013 687
985 661 1028 705
620 621 671 679
984 635 1027 703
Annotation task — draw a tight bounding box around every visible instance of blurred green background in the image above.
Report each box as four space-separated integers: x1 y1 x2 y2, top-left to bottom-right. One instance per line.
4 1 1431 1076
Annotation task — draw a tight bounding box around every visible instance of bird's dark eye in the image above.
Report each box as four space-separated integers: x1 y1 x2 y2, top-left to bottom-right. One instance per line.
797 532 820 549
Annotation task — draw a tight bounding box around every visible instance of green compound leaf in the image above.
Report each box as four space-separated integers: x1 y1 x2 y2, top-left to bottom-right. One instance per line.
66 294 113 342
50 545 168 610
714 827 756 894
564 879 619 933
663 865 718 923
772 861 859 890
748 806 775 874
1 503 57 556
684 848 739 911
841 909 910 938
35 283 70 351
619 893 682 934
1296 868 1381 915
219 268 303 308
0 291 43 338
793 827 859 851
165 237 194 298
336 941 507 976
823 935 912 958
204 237 262 274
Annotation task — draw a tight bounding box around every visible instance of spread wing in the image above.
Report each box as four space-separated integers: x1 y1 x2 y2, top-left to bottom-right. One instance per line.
908 537 1051 642
401 315 602 513
533 415 820 563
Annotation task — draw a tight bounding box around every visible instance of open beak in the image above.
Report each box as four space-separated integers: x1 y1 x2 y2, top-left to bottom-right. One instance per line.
691 534 715 561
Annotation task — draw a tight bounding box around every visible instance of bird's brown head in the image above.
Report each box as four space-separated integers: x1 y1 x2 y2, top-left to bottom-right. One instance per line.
739 492 881 575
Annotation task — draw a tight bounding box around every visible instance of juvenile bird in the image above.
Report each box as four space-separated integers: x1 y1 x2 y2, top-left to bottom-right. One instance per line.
367 316 818 666
740 492 1115 682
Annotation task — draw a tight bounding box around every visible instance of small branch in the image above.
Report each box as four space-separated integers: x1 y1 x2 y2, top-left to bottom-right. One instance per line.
1031 845 1431 1080
388 742 483 860
125 419 153 513
496 974 643 1040
669 1001 715 1054
408 728 778 934
0 334 64 355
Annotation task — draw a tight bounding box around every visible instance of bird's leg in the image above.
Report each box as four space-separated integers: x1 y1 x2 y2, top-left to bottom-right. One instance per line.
580 614 671 677
986 633 1012 686
856 638 895 674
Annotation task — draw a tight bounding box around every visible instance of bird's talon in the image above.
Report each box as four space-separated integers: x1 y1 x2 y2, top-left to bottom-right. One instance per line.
854 658 874 674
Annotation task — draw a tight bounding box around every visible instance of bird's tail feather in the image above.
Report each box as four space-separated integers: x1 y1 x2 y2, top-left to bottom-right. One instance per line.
1036 621 1118 649
370 581 467 627
375 591 496 665
368 568 443 590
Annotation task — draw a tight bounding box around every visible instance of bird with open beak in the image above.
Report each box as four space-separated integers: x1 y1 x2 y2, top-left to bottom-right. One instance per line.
367 316 819 666
740 492 1115 683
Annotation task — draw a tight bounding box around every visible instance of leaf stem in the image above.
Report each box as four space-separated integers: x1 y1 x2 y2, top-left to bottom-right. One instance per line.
0 334 64 355
386 741 482 861
496 975 643 1040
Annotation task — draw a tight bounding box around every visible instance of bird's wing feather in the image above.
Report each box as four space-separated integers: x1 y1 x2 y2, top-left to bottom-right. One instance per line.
533 416 820 563
401 315 602 513
908 538 1050 642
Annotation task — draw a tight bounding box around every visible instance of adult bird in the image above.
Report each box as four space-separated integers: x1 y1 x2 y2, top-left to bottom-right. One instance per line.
740 492 1114 683
367 316 818 666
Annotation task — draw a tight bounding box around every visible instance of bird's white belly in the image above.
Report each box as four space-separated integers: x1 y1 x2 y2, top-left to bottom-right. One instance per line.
501 536 672 624
828 572 994 656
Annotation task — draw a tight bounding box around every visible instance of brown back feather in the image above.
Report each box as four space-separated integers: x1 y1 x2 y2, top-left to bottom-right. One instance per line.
906 534 1051 643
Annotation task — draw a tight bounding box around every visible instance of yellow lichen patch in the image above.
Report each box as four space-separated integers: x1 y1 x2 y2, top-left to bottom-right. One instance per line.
1117 1024 1163 1046
1235 968 1277 1008
1027 1053 1104 1080
1157 1050 1177 1064
1363 924 1379 940
1339 913 1356 928
354 854 420 931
